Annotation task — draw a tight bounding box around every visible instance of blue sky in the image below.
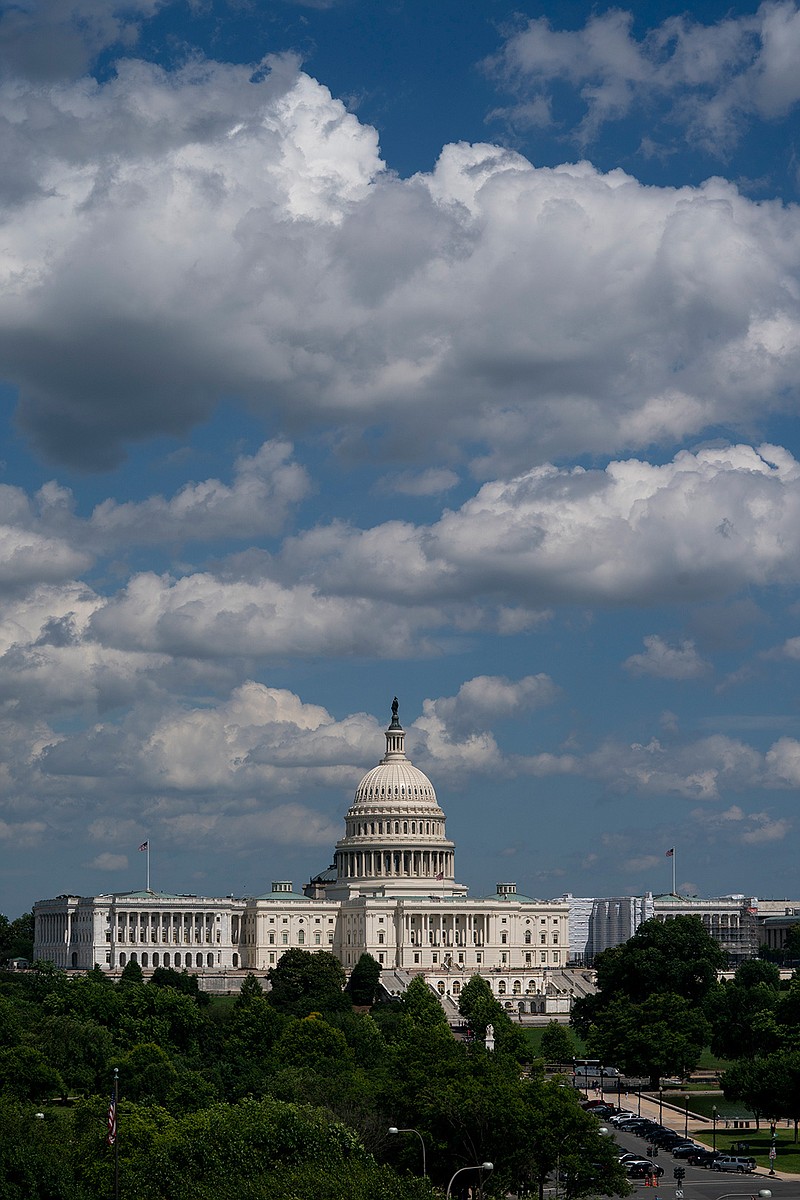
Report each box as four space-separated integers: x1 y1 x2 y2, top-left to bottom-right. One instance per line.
2 0 800 916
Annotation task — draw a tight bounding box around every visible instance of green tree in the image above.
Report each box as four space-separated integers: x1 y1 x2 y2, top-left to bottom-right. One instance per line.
588 916 725 1004
540 1020 576 1064
119 958 144 985
348 953 382 1006
235 972 264 1005
584 992 708 1087
276 1014 355 1071
267 950 350 1017
403 975 449 1029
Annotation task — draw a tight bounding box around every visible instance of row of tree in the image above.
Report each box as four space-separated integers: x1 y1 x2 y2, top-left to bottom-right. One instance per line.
0 946 625 1199
571 914 800 1136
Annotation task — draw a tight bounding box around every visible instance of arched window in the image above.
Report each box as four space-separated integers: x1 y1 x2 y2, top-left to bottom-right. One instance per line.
498 980 506 994
298 930 305 944
232 953 239 968
142 953 149 968
207 953 213 967
394 821 399 834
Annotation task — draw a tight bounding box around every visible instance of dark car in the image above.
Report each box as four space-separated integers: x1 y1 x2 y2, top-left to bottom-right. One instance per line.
627 1162 665 1179
687 1150 721 1168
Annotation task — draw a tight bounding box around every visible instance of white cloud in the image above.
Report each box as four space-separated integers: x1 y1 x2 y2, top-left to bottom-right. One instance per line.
88 441 310 545
84 852 128 870
487 3 800 153
378 469 460 497
421 674 560 729
624 635 711 680
691 802 791 844
3 58 800 472
283 444 800 611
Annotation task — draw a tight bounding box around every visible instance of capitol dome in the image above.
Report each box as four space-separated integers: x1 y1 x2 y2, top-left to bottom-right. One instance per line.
331 699 461 898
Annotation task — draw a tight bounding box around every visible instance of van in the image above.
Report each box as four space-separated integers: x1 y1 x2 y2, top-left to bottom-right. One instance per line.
711 1156 756 1174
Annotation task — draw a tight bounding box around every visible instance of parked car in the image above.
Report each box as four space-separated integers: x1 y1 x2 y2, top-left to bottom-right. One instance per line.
627 1162 665 1179
712 1156 756 1174
687 1150 721 1168
672 1143 701 1158
609 1111 637 1125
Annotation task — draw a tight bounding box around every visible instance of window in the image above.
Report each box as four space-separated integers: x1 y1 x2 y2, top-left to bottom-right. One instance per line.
314 932 321 945
525 931 531 945
269 932 275 944
552 932 558 943
476 952 482 964
269 952 275 964
540 933 546 944
525 952 531 965
379 953 385 964
501 952 507 964
378 932 385 944
281 932 288 944
414 952 420 964
432 953 438 964
501 932 507 944
540 951 547 962
298 930 305 944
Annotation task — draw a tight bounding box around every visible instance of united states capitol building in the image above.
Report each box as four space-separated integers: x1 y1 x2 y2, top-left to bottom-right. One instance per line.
33 702 581 1013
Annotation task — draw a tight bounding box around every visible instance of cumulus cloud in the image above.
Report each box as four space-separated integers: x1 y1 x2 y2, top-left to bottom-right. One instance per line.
691 803 791 844
486 2 800 153
624 635 711 680
588 734 763 800
3 57 800 472
0 0 161 83
282 444 800 611
84 852 128 870
421 674 560 729
88 441 310 545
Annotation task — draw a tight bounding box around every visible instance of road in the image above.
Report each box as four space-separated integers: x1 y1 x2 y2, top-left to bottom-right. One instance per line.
611 1126 795 1200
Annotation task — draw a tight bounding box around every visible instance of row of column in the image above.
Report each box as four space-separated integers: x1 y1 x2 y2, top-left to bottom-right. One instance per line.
403 911 487 946
114 910 221 944
338 849 452 879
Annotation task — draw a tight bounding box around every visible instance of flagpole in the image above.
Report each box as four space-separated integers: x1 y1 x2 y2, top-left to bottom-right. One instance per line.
113 1066 119 1200
672 849 676 896
146 843 150 893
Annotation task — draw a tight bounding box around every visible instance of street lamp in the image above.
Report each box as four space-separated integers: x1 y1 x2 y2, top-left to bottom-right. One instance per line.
446 1162 493 1200
712 1106 718 1151
388 1127 427 1177
716 1192 771 1200
658 1087 663 1125
684 1093 689 1137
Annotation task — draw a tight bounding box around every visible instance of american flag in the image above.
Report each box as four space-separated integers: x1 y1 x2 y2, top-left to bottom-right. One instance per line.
138 841 148 852
665 848 674 857
106 1091 117 1146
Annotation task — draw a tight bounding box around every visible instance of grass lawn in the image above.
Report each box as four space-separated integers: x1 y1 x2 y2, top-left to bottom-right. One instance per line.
691 1126 800 1173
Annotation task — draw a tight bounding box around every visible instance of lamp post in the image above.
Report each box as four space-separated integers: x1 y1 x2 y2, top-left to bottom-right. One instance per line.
684 1093 689 1137
716 1192 771 1200
658 1087 663 1125
712 1106 718 1151
388 1127 426 1177
446 1162 493 1200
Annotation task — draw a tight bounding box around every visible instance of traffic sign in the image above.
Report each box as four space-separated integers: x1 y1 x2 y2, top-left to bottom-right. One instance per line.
675 1189 684 1198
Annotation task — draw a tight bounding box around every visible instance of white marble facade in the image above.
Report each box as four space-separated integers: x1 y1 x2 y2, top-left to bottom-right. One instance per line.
34 703 570 1010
